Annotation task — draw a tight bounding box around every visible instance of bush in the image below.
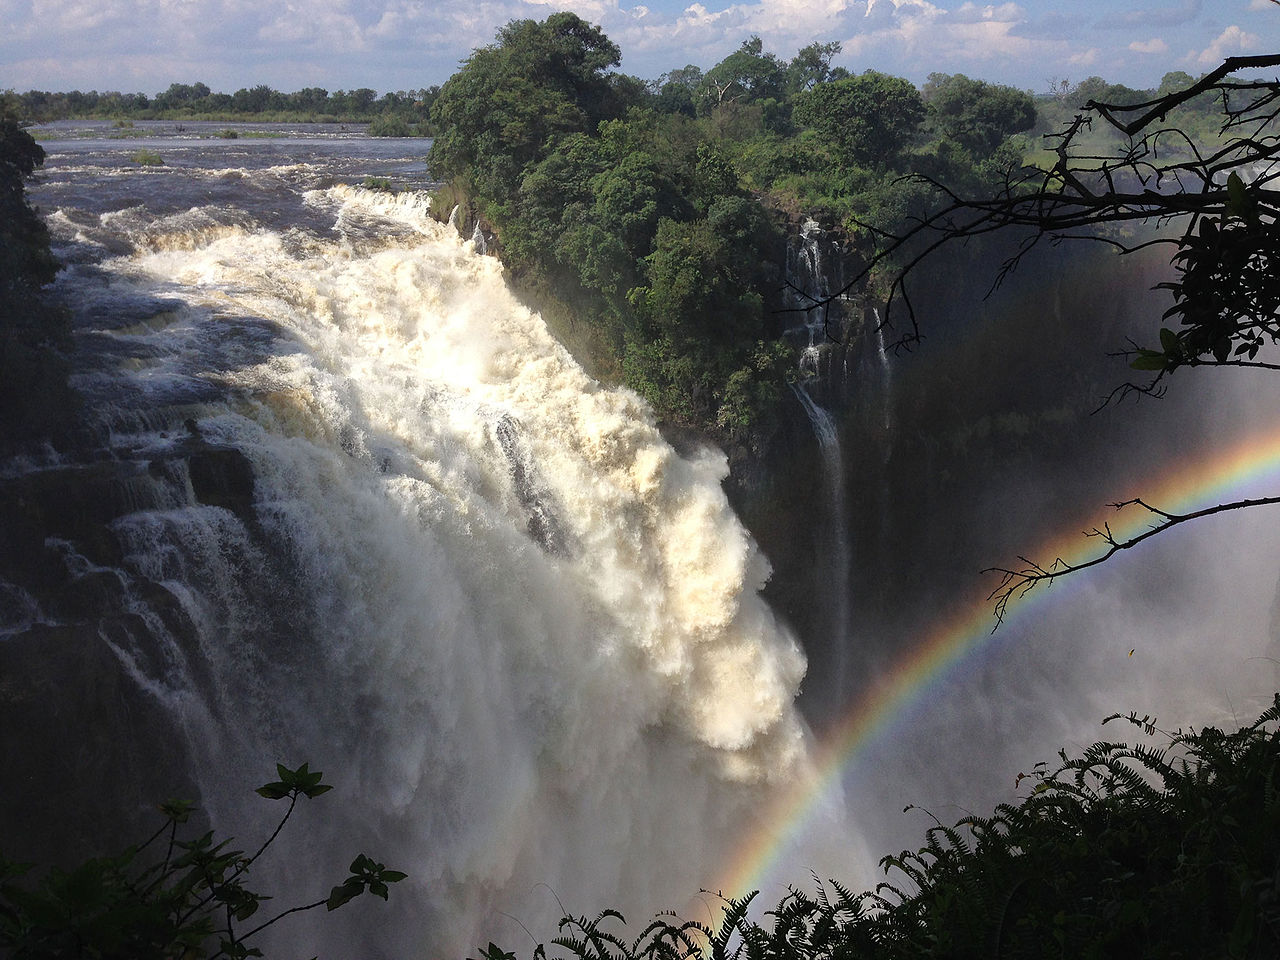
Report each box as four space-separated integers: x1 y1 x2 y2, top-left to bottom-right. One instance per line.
367 115 414 137
0 763 405 960
130 148 164 165
0 117 74 449
479 696 1280 960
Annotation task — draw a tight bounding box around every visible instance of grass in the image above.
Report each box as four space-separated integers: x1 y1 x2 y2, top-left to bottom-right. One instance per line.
129 148 165 166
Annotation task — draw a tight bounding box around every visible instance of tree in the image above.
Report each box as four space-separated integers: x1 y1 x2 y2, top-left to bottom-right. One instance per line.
428 13 631 200
792 71 925 170
698 37 786 110
785 41 844 94
920 73 1036 156
802 54 1280 619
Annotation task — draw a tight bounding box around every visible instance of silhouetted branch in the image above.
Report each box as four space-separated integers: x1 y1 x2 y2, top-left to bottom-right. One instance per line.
984 496 1280 626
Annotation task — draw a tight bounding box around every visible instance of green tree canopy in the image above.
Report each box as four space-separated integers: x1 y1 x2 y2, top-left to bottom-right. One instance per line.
785 41 844 94
698 36 787 110
792 70 925 169
921 72 1036 156
428 13 632 199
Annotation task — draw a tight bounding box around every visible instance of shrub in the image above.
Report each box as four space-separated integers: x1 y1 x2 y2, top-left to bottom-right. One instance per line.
478 696 1280 960
0 763 405 960
367 115 413 137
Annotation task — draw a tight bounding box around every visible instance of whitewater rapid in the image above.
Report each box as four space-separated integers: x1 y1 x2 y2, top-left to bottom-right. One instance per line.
40 173 850 956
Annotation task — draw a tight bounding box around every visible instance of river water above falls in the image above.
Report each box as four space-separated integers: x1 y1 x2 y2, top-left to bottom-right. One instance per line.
5 122 1279 958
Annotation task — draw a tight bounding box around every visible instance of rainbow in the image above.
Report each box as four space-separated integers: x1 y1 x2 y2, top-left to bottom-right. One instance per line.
715 423 1280 899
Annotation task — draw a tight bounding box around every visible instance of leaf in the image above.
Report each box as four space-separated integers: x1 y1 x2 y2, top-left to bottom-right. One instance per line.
254 782 291 800
326 880 363 911
159 798 196 823
1226 172 1251 219
1130 353 1167 371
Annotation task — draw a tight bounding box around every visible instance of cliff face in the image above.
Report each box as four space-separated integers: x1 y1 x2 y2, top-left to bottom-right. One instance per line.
0 437 258 861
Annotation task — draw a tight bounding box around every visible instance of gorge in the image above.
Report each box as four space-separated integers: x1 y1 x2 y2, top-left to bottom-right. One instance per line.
2 118 1278 959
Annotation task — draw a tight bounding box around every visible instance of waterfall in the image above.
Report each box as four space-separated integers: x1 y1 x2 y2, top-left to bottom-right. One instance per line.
11 181 861 958
785 220 856 707
872 308 892 434
789 379 852 698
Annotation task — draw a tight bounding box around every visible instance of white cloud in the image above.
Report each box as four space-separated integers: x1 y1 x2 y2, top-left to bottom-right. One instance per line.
1129 38 1169 55
951 2 1022 24
7 0 1277 98
1195 24 1261 64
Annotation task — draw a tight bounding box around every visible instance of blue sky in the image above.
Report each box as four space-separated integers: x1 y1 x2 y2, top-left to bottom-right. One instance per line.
3 0 1278 96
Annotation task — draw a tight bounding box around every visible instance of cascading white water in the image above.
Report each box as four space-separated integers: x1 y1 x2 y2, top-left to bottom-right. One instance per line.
871 308 892 435
789 372 852 697
39 179 862 957
786 221 855 705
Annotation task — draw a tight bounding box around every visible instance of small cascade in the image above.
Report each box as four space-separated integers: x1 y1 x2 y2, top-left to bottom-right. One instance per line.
872 308 893 434
785 220 856 707
469 220 488 255
784 220 847 400
789 381 852 698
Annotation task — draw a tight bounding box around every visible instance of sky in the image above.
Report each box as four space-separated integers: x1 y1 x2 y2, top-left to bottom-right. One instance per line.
3 0 1280 97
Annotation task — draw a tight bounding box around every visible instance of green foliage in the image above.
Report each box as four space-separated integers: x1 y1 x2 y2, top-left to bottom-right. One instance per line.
129 148 164 166
920 73 1036 157
785 42 845 94
0 762 405 960
618 200 783 430
1131 171 1280 375
10 84 439 125
428 13 632 199
422 24 1085 442
698 37 787 114
366 114 420 137
792 72 925 170
0 117 73 450
480 698 1280 960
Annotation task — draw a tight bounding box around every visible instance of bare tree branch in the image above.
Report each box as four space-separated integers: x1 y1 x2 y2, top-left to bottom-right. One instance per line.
984 496 1280 627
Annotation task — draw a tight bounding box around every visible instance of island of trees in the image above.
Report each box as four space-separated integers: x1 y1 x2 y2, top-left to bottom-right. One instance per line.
7 83 439 134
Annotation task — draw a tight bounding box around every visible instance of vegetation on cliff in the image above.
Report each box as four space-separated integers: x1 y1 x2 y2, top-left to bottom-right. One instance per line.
426 17 1036 444
0 104 74 450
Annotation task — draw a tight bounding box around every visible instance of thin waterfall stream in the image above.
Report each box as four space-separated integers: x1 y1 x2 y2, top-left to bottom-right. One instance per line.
785 219 856 706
